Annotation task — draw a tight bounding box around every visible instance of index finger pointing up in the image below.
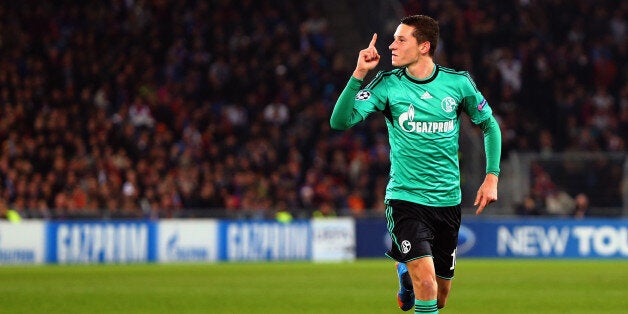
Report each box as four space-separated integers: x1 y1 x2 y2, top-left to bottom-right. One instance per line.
369 33 377 48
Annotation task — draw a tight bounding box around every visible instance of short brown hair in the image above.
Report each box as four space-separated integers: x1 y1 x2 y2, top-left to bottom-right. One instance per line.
400 15 439 56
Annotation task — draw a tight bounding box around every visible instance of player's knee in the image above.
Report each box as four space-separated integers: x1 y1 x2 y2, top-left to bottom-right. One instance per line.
414 276 438 294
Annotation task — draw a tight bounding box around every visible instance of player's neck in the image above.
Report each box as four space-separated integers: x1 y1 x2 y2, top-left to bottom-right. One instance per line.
406 59 435 80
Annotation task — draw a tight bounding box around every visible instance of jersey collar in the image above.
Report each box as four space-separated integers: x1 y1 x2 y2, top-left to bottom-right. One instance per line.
403 64 439 84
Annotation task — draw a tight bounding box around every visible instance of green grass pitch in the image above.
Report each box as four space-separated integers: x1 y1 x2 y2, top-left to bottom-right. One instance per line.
1 258 627 313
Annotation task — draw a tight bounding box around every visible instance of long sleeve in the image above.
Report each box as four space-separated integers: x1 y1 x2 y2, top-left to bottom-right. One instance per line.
479 115 502 176
330 76 363 130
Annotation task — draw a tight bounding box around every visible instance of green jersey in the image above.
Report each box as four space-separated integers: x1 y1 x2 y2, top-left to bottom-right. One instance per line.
331 65 500 206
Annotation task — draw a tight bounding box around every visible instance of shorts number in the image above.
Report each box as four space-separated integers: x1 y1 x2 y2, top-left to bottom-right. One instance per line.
449 248 457 270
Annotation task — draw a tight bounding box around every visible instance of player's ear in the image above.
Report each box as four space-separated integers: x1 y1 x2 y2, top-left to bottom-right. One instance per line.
419 41 430 54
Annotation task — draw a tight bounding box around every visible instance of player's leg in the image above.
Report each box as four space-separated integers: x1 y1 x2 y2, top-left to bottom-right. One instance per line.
405 256 439 313
385 200 439 313
432 204 461 309
432 246 456 309
436 277 452 309
395 262 414 311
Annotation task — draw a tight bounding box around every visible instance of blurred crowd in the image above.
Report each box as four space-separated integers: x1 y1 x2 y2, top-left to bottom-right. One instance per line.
0 0 625 220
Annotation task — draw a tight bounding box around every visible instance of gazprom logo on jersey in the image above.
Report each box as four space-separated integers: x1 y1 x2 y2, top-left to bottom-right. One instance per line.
398 104 454 133
49 222 153 263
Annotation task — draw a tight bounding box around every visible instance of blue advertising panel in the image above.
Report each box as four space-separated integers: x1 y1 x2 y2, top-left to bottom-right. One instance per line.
355 218 391 258
46 221 157 263
218 220 311 261
460 218 628 258
355 217 628 259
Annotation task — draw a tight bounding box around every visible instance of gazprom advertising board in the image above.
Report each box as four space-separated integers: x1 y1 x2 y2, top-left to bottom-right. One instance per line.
2 217 626 265
218 220 311 261
46 221 157 264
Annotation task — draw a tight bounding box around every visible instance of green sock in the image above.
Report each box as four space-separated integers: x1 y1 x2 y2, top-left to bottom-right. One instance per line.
414 299 438 313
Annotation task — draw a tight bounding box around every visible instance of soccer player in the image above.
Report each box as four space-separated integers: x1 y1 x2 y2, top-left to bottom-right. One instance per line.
330 15 501 313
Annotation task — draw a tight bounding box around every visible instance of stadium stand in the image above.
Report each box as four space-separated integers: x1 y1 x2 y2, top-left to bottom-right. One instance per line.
0 0 625 220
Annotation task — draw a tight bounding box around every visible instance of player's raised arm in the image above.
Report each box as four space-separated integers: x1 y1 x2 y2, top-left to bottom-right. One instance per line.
353 33 380 80
331 33 381 130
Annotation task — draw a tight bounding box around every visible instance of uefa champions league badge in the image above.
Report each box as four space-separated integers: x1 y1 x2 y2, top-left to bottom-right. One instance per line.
355 90 371 100
477 99 487 111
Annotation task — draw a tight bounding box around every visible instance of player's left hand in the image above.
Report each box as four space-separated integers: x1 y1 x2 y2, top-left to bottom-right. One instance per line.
353 33 380 80
474 173 498 215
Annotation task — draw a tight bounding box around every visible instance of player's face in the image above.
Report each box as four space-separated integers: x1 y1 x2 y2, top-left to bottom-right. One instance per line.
389 24 422 67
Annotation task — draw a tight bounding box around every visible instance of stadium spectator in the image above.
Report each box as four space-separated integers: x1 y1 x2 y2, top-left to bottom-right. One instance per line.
0 198 22 223
572 193 590 219
312 200 338 218
544 188 576 217
515 195 543 217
